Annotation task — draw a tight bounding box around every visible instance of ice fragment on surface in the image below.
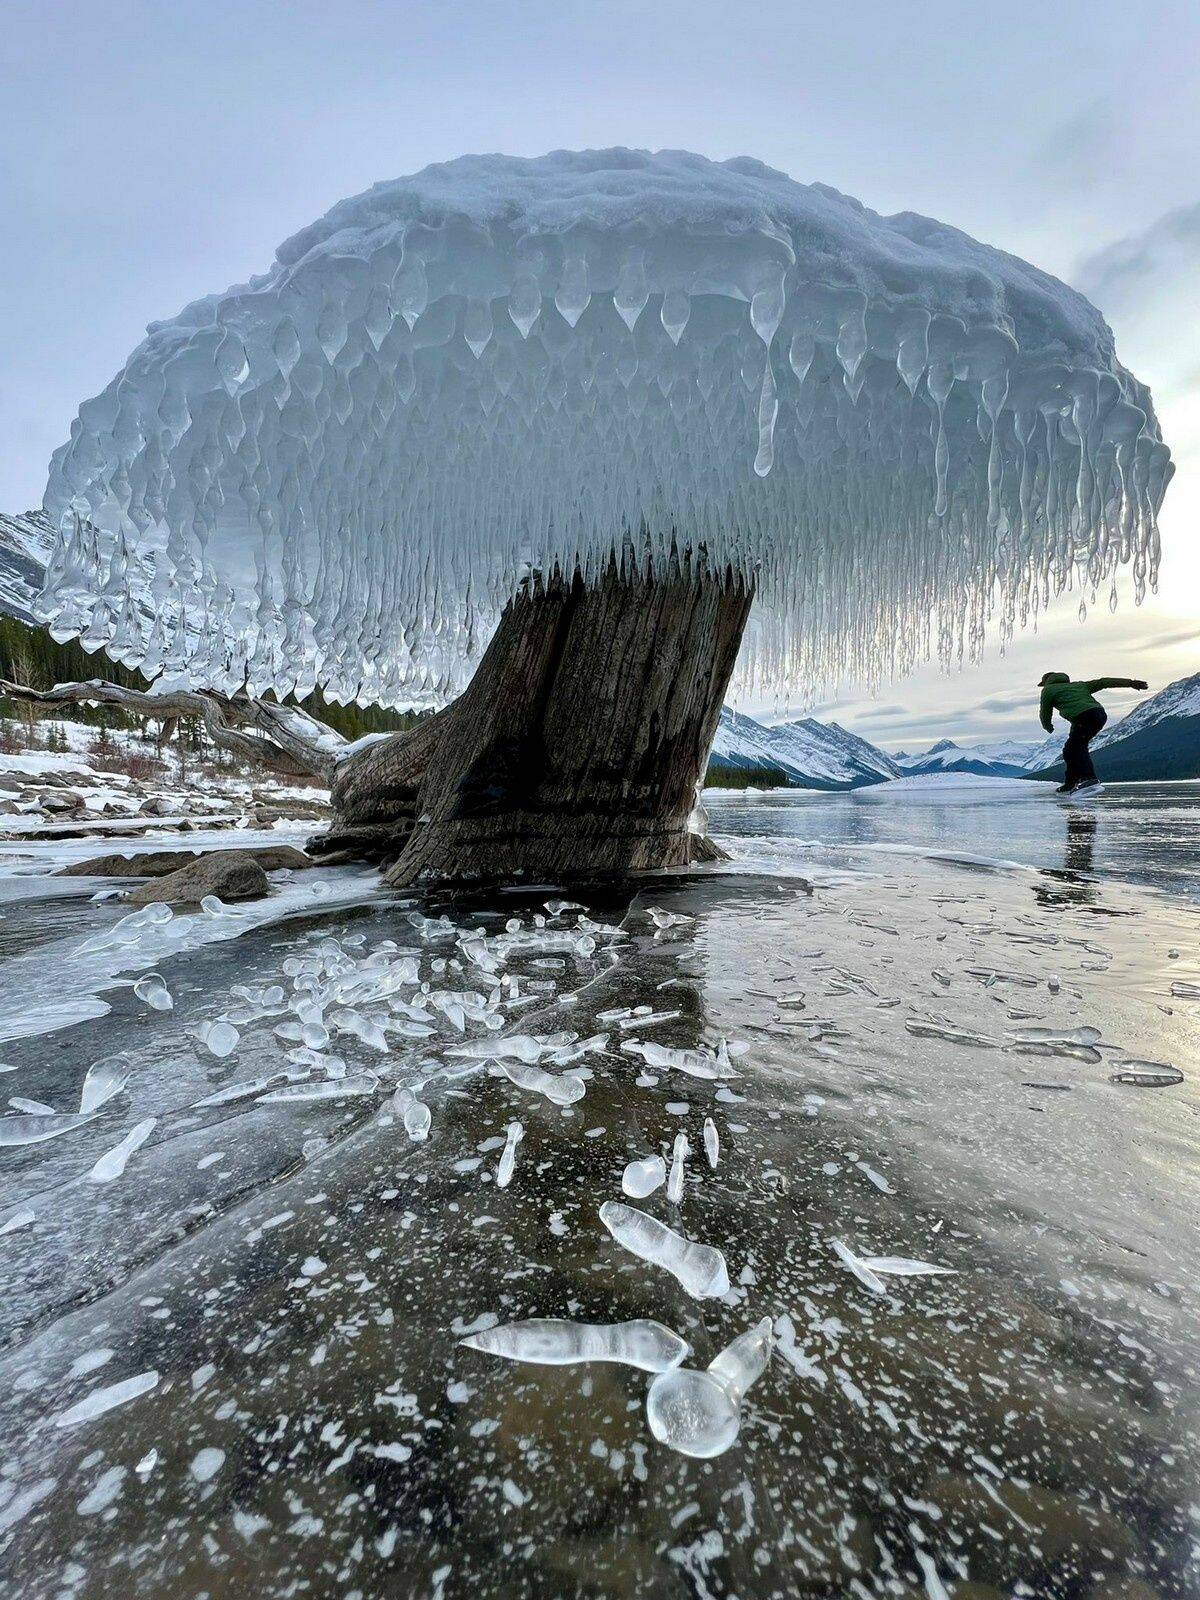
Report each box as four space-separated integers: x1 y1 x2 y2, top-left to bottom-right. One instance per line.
904 1019 997 1048
831 1239 888 1295
133 974 172 1012
257 1073 379 1103
392 1086 432 1140
0 1208 36 1235
79 1054 130 1114
88 1117 156 1183
498 1060 586 1106
621 1155 666 1199
703 1118 719 1168
667 1133 689 1203
497 1121 524 1188
197 1020 240 1058
461 1317 689 1373
599 1201 729 1298
620 1040 736 1081
860 1255 957 1278
0 1111 97 1148
1109 1060 1183 1087
54 1369 159 1427
646 1317 773 1458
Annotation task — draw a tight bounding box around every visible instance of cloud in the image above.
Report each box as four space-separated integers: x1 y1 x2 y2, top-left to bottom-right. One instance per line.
1029 99 1115 191
1077 200 1200 309
1126 625 1200 652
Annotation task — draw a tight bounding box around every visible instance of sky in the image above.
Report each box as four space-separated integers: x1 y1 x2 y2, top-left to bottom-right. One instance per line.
1 0 1197 750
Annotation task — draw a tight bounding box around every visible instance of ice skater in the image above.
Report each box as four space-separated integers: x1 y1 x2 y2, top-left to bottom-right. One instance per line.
1038 671 1148 794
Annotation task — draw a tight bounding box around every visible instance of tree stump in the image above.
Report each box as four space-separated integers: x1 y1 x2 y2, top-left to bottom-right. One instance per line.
317 564 752 886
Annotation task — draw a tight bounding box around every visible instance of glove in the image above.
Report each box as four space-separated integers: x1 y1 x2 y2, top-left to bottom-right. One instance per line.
1132 679 1148 690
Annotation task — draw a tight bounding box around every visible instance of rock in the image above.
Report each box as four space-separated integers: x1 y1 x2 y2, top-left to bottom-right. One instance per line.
38 790 85 813
138 797 175 816
56 844 314 879
127 851 272 907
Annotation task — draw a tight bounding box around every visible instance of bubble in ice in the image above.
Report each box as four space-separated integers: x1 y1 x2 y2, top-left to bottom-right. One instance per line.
497 1121 524 1188
599 1201 730 1299
621 1155 666 1199
88 1117 157 1183
258 1073 380 1103
645 1316 774 1458
461 1317 689 1373
40 150 1169 711
133 974 172 1012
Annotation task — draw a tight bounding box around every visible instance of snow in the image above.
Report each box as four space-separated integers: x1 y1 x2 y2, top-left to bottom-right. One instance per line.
39 148 1170 709
857 773 1052 801
710 707 898 788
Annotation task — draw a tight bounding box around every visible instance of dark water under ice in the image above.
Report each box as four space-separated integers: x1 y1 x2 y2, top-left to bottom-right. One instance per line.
0 788 1197 1599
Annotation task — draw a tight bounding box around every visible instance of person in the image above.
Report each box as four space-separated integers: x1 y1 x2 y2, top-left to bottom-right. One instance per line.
1038 671 1148 793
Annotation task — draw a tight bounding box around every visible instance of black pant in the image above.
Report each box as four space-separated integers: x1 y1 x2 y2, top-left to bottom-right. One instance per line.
1062 706 1107 786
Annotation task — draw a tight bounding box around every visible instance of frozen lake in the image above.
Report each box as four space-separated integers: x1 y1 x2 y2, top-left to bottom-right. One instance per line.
0 790 1197 1598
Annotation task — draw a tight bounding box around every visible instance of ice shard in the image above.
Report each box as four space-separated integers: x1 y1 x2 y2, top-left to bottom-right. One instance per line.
460 1317 689 1373
599 1201 730 1298
645 1316 774 1458
39 150 1169 709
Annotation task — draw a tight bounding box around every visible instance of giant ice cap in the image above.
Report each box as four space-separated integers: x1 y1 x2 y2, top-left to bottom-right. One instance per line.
40 148 1172 706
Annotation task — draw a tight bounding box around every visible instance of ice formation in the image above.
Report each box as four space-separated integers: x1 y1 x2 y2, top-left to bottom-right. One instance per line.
645 1317 774 1458
599 1201 730 1298
460 1317 689 1373
38 149 1171 707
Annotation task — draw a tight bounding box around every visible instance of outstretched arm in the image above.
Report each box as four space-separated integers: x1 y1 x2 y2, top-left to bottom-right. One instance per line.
1085 677 1149 692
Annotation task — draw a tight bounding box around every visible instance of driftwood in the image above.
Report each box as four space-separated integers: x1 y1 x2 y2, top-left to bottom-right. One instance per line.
0 679 343 782
315 564 752 884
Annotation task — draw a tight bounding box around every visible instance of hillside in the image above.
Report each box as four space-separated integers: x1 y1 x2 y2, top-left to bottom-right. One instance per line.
707 708 899 790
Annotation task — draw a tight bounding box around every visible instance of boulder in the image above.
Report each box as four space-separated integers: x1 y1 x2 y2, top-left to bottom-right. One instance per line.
127 850 272 906
38 790 86 813
56 844 314 879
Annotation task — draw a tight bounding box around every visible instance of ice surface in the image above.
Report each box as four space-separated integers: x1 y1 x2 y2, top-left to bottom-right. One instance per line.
645 1317 774 1458
88 1117 156 1183
621 1154 666 1198
39 149 1169 707
599 1201 730 1298
461 1317 688 1373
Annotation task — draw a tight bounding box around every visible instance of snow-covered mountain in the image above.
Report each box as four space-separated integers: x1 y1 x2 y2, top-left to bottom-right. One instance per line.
0 511 56 626
896 735 1057 777
708 708 900 790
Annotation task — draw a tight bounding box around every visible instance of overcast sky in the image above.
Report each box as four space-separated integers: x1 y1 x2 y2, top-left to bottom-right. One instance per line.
2 0 1196 749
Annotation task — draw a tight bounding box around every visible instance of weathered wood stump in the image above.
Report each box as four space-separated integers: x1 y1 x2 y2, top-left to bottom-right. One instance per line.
314 564 752 886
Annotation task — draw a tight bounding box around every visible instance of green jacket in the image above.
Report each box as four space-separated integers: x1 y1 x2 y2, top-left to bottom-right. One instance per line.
1039 674 1142 732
